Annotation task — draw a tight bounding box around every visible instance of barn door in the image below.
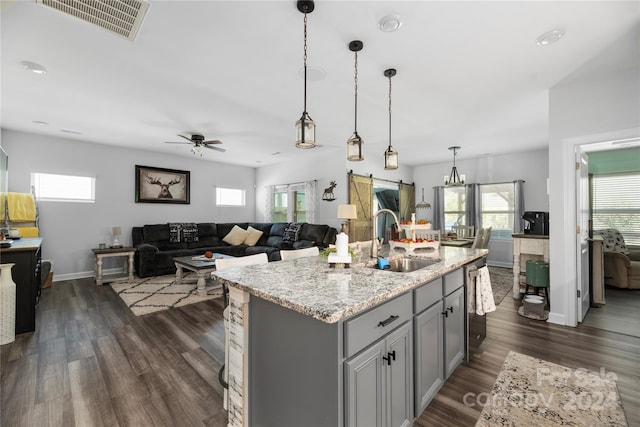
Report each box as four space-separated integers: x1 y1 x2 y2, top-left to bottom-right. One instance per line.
399 183 415 223
349 174 373 243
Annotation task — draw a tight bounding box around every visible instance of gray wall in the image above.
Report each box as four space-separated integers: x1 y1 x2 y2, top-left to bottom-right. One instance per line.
1 129 256 280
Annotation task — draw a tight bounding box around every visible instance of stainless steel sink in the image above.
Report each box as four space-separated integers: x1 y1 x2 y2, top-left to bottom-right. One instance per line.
387 257 438 273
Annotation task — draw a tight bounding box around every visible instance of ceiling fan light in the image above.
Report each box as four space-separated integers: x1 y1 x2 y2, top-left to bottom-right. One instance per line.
295 113 316 149
191 144 203 156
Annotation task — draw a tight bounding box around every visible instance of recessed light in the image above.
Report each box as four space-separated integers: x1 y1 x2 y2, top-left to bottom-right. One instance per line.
20 61 47 74
32 120 49 126
378 14 402 32
298 66 326 81
536 29 564 46
60 129 83 135
271 152 281 156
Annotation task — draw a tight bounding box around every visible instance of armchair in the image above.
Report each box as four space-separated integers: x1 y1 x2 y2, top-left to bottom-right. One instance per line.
593 229 640 289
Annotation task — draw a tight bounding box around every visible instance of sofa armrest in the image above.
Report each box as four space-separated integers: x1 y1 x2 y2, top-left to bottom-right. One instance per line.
603 252 631 288
627 246 640 262
135 243 160 254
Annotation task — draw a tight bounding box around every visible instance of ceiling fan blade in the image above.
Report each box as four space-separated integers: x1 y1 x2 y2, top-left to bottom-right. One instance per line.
165 141 192 144
202 139 222 145
203 145 226 152
178 134 194 142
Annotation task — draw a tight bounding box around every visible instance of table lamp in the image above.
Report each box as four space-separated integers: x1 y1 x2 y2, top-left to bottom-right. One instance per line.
111 226 122 248
329 205 357 266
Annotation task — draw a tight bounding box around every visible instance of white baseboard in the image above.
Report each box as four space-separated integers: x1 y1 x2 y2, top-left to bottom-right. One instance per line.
52 267 124 282
547 312 567 326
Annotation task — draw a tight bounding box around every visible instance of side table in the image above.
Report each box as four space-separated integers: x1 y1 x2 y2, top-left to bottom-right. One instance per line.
92 247 136 286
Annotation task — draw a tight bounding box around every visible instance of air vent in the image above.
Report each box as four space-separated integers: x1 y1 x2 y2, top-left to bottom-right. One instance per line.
36 0 150 41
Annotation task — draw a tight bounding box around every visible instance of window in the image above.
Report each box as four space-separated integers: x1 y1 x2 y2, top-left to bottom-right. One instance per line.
591 172 640 245
216 187 246 206
31 172 95 202
443 186 466 230
480 182 515 239
272 183 306 222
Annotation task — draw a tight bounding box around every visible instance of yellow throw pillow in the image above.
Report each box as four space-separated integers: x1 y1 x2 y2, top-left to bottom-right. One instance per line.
244 226 264 246
223 225 249 246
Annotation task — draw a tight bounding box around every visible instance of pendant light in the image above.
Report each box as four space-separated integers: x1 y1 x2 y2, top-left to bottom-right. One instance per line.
295 0 316 149
445 146 465 186
347 40 364 161
384 68 398 170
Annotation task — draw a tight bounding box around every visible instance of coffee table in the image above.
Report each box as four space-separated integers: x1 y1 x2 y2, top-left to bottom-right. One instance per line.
173 254 235 296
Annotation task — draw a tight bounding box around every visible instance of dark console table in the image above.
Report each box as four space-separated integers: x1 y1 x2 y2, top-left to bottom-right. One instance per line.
0 237 42 334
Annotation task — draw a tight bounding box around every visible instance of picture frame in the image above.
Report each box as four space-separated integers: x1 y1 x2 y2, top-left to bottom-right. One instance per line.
135 165 190 204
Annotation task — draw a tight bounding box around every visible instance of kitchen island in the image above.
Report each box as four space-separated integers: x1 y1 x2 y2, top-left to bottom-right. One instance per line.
213 245 488 427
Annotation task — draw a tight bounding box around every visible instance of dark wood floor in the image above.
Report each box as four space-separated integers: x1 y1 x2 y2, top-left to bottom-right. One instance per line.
581 286 640 337
1 278 638 426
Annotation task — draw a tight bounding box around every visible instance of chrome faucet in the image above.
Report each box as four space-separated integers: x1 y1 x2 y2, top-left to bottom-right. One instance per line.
371 208 401 258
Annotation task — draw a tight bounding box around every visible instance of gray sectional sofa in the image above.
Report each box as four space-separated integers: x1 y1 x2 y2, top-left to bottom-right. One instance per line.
132 222 337 278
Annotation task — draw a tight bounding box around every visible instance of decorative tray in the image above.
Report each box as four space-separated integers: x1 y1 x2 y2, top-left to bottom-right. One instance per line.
390 239 439 252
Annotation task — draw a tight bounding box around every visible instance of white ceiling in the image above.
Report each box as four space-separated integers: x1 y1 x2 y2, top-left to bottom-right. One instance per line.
1 1 638 168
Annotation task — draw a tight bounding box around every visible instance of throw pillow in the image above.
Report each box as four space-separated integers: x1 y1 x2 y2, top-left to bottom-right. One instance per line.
169 223 181 243
223 225 249 246
181 223 199 243
244 226 264 246
283 222 303 243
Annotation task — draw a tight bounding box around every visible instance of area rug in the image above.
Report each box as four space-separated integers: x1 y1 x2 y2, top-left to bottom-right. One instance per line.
488 266 514 305
475 351 628 426
110 273 223 316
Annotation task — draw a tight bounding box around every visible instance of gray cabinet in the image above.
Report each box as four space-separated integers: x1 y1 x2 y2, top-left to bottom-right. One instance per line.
413 268 465 415
414 302 443 415
345 321 413 427
443 286 465 379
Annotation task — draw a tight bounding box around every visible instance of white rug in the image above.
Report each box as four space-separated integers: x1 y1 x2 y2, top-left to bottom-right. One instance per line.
110 273 223 316
476 351 628 426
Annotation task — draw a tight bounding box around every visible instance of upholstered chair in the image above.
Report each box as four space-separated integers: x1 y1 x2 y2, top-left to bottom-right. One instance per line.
593 229 640 289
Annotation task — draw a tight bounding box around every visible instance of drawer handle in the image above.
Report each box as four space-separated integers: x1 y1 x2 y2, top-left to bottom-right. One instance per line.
377 315 399 328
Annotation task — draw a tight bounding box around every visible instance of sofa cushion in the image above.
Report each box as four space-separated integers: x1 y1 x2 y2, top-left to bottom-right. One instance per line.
196 223 220 247
223 225 250 246
245 246 279 257
293 240 315 249
244 226 264 246
299 223 328 245
142 224 170 243
270 222 288 237
266 236 292 249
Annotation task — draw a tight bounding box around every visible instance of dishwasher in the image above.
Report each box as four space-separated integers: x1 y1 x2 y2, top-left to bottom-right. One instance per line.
465 257 487 362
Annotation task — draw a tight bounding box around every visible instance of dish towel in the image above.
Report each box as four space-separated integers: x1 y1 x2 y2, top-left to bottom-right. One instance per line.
476 266 496 315
8 192 36 221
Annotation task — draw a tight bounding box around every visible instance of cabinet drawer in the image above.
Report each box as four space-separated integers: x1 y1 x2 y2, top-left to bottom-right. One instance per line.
520 238 545 255
443 268 464 296
414 277 442 314
344 292 412 358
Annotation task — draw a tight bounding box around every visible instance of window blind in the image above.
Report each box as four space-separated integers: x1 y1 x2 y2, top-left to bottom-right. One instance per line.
592 172 640 246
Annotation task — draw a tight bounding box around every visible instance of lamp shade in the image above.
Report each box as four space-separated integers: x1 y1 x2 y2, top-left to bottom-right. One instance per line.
337 204 357 220
112 227 121 236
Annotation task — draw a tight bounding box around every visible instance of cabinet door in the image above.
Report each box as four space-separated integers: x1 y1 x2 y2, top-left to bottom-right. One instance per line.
345 340 386 427
443 287 465 379
414 303 444 415
386 322 412 427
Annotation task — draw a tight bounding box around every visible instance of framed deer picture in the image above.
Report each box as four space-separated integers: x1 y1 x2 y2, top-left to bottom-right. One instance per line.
135 165 190 204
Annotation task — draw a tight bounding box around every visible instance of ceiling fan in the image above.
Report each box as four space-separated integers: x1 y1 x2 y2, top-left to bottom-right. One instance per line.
165 134 226 155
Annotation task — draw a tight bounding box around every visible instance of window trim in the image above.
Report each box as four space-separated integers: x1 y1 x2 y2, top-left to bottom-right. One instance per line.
215 187 246 207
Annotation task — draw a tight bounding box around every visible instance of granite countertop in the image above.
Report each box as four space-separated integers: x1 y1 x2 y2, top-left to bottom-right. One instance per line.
213 246 488 324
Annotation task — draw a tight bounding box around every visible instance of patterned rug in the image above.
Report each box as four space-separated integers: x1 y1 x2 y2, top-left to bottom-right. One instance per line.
476 351 628 426
110 273 223 316
488 266 514 305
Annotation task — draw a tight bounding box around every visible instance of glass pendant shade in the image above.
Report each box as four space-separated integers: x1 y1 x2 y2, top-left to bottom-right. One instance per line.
347 132 364 161
295 113 316 149
384 145 398 170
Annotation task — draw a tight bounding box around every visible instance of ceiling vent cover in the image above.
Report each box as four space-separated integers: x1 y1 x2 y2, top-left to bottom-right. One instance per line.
36 0 150 41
